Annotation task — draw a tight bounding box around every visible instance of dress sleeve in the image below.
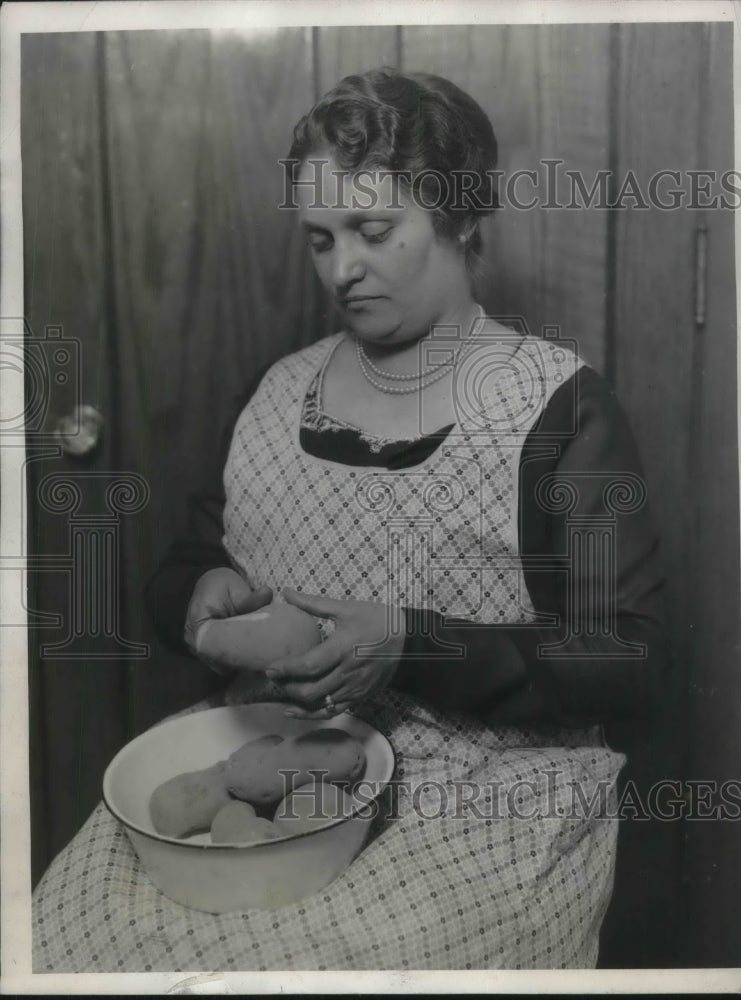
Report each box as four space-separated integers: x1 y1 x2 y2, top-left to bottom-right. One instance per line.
143 369 269 655
393 366 669 727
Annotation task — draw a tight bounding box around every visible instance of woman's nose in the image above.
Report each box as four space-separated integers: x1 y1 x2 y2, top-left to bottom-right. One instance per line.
331 240 365 288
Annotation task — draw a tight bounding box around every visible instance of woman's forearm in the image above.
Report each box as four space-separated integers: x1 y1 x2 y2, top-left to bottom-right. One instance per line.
394 367 670 728
144 376 268 656
143 537 233 655
394 607 668 726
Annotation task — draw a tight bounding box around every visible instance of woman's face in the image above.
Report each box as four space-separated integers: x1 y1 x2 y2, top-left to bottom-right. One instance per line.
296 155 471 345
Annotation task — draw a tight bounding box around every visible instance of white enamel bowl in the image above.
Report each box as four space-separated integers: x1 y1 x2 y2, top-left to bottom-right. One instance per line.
103 703 395 913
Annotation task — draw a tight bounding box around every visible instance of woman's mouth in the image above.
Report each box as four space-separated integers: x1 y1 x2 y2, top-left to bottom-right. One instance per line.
339 296 384 308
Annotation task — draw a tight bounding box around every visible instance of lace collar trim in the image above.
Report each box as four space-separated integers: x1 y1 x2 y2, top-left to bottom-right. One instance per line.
300 336 426 454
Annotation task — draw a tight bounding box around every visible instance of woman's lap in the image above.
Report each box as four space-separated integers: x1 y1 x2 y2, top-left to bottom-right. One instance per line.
33 692 623 971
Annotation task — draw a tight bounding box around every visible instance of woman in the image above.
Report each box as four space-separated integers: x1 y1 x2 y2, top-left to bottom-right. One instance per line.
33 68 667 971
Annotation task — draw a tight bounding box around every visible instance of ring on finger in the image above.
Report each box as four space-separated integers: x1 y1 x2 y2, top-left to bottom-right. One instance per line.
324 694 337 714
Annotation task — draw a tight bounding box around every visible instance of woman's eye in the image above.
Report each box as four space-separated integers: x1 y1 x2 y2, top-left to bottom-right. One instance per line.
307 234 333 253
360 225 392 244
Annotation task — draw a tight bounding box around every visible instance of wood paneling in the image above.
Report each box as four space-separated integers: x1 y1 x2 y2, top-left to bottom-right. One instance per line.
401 25 610 371
205 28 319 363
530 25 610 373
611 21 704 713
612 24 703 586
100 29 238 746
316 26 399 93
681 22 740 967
102 27 318 735
607 22 706 967
23 28 320 880
21 32 130 881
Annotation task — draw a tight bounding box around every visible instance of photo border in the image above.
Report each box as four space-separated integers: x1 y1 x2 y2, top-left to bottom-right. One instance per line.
1 0 739 994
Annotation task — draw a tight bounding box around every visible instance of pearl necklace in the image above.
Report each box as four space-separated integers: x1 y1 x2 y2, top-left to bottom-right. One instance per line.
355 308 485 395
358 341 446 382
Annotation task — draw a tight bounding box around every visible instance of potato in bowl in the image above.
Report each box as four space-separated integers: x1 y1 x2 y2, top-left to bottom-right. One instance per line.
102 703 395 913
148 726 367 840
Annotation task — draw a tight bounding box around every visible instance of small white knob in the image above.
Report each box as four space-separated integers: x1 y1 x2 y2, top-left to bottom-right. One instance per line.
53 404 103 456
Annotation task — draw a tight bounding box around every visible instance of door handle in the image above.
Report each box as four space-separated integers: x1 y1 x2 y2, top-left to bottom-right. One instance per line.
53 404 104 457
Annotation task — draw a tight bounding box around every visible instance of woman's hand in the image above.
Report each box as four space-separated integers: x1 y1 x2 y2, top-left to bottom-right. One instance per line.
265 587 406 718
184 567 273 669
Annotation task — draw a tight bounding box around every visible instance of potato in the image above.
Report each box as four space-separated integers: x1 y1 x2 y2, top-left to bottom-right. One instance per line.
273 781 356 836
149 761 231 838
292 728 366 785
210 801 281 844
225 729 366 807
195 601 321 671
224 733 290 806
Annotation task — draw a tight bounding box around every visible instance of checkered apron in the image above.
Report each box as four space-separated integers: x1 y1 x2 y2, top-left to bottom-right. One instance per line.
32 333 624 971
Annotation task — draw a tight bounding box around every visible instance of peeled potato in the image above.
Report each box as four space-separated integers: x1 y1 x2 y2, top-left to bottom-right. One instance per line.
210 800 281 844
225 729 367 807
292 728 366 785
149 761 231 838
224 733 290 806
273 781 356 836
151 725 367 837
195 601 321 671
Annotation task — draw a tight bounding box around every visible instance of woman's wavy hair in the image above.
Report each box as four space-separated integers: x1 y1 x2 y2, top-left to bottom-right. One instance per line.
287 67 499 276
